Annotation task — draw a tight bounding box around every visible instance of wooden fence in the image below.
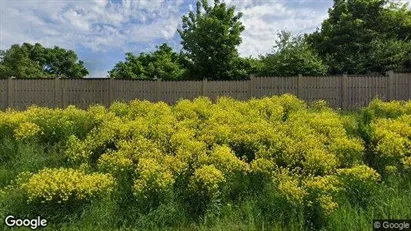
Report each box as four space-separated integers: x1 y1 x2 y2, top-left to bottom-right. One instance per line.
1 72 410 110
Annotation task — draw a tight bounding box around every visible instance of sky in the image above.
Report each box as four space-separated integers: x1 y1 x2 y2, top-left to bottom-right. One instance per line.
0 0 410 77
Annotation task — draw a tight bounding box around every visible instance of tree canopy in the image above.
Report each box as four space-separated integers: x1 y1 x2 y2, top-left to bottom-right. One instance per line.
178 0 246 80
109 44 187 80
258 31 328 77
0 43 88 78
307 0 411 74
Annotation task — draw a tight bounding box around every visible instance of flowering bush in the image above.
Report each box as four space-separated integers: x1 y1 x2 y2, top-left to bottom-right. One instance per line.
133 158 175 199
1 95 411 229
14 122 41 141
190 165 226 198
336 165 381 206
18 168 115 203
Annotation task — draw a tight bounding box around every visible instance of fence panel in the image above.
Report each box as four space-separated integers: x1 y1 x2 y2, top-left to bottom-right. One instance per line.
161 80 202 104
62 79 110 109
346 75 388 109
11 79 55 109
300 76 342 108
206 80 250 102
112 80 156 103
395 73 411 101
0 79 7 110
253 77 298 98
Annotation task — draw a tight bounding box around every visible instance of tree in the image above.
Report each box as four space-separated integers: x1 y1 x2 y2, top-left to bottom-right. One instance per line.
109 43 187 80
307 0 411 74
0 43 88 78
178 0 245 80
369 39 411 73
259 31 328 76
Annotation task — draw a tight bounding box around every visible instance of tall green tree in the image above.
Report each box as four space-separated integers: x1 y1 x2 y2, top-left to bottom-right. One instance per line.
260 31 328 76
307 0 411 74
109 43 187 80
178 0 245 80
0 43 88 78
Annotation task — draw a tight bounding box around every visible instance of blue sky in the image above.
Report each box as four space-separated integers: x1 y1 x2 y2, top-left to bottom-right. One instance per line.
0 0 410 77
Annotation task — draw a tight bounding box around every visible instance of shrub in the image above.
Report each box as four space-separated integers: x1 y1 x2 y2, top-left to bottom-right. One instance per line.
190 165 226 198
1 95 411 230
133 158 175 200
336 165 381 207
14 122 41 141
18 168 115 203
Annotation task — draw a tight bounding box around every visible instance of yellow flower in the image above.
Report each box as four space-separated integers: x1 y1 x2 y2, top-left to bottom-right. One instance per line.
190 165 225 196
133 158 175 198
19 168 115 203
14 122 41 141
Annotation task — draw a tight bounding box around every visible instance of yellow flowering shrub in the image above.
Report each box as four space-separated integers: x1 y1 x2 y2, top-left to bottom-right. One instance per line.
337 165 381 186
402 156 411 167
24 106 75 144
250 158 277 177
4 94 411 226
14 122 41 141
328 137 364 167
246 97 284 123
0 110 27 138
173 97 213 122
365 99 411 119
98 151 134 174
133 158 174 198
190 165 226 197
371 115 411 173
317 195 339 216
198 145 249 175
19 168 115 203
304 175 342 216
309 100 330 111
109 101 131 117
336 165 381 206
274 171 307 205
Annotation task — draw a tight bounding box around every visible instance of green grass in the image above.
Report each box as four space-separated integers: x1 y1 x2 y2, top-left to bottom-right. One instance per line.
2 177 408 230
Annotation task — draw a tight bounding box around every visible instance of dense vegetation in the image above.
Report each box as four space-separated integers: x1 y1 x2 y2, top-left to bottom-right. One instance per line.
0 96 410 230
1 0 410 79
0 43 88 78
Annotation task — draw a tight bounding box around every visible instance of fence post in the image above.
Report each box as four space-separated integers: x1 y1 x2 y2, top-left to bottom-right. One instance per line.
54 77 61 108
341 73 348 109
249 75 255 99
7 77 15 109
298 74 303 99
202 78 208 97
386 70 395 101
156 78 162 102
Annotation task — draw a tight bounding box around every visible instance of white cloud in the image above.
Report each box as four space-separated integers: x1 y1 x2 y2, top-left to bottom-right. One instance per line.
0 0 184 52
224 0 330 57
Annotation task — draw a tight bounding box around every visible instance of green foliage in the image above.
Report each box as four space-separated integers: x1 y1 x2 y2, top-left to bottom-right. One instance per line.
109 43 187 80
178 0 246 80
0 43 88 78
260 31 328 76
369 39 411 73
307 0 411 74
